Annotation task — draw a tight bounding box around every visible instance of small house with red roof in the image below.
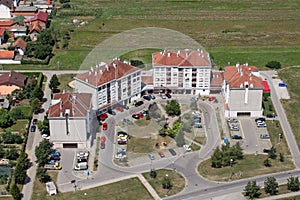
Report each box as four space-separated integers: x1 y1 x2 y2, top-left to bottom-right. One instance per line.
0 70 29 95
48 92 93 149
0 50 20 64
74 59 142 111
26 11 48 27
13 37 27 55
152 49 213 96
0 20 12 29
28 21 42 41
223 63 263 117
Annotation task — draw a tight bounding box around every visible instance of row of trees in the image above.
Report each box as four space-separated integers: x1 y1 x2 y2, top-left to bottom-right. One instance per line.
244 176 300 199
211 142 243 168
264 146 285 167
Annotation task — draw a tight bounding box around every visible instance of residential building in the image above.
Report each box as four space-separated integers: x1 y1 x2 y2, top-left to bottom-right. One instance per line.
0 20 12 29
13 37 27 55
74 59 141 111
152 49 213 96
0 50 20 64
0 3 11 19
0 70 29 95
12 6 37 18
28 21 42 41
47 92 93 149
25 11 48 27
223 63 263 117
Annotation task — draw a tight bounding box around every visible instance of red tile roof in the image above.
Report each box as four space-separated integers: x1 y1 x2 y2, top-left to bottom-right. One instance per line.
141 75 153 85
211 71 224 86
0 28 5 36
224 65 263 89
28 21 42 33
0 50 14 59
0 70 28 87
13 37 27 50
153 49 212 67
0 20 12 28
75 60 140 87
29 11 48 23
48 92 92 118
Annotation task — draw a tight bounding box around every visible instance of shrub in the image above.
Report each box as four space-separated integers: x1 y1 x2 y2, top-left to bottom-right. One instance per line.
266 61 281 69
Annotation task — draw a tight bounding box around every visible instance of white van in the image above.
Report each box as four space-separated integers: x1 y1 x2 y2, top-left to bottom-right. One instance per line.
74 162 88 170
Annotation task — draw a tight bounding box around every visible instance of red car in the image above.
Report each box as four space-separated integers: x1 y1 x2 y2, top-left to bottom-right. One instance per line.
115 106 124 112
98 113 108 121
209 96 216 101
102 122 108 130
158 151 165 158
137 113 143 118
100 136 106 143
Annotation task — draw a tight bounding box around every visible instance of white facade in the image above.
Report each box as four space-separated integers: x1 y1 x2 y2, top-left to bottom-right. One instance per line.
0 5 11 19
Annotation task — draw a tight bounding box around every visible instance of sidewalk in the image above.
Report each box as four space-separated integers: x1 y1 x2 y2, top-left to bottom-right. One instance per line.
137 174 161 200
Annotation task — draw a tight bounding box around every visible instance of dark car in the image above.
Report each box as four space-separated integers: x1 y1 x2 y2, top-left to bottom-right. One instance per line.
135 101 144 107
100 142 105 149
32 119 38 125
169 148 177 156
132 114 140 119
232 135 242 140
50 155 60 161
30 125 36 132
263 149 271 153
77 158 87 163
266 113 275 118
123 118 133 125
50 151 61 157
255 118 266 122
143 95 151 101
165 93 172 99
194 117 201 123
107 109 116 115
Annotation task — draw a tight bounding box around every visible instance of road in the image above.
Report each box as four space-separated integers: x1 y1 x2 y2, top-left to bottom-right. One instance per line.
261 71 300 168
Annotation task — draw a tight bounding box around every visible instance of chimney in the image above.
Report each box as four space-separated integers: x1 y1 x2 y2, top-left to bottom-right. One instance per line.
47 0 51 5
85 78 88 83
245 62 248 66
112 63 116 69
167 52 170 57
100 69 103 74
90 66 94 72
106 64 109 71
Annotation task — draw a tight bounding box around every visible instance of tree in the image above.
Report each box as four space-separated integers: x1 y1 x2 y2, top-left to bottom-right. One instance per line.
49 74 60 93
37 116 49 131
175 129 185 147
287 176 300 192
10 184 21 200
4 147 19 160
268 146 277 159
264 158 271 167
279 153 284 162
34 44 53 59
31 87 44 101
150 169 157 178
264 177 278 195
130 60 145 68
14 163 27 184
211 147 223 168
232 142 244 160
266 61 281 69
0 109 14 128
244 181 261 199
165 100 181 116
35 140 53 166
2 131 23 144
37 28 54 46
30 98 42 114
162 175 172 189
36 167 51 183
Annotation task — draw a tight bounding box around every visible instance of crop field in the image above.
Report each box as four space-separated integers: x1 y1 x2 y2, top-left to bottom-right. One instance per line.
46 0 300 70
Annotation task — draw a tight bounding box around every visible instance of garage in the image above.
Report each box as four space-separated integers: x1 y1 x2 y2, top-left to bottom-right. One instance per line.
63 143 78 148
237 112 251 117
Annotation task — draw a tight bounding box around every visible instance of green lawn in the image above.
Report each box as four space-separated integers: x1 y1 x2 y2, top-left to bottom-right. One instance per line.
31 176 153 200
279 67 300 150
198 154 294 182
143 169 185 198
0 120 29 134
57 74 76 93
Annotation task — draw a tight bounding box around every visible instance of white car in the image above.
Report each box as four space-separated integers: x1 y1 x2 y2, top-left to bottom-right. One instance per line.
183 145 191 152
42 134 50 140
115 153 127 159
77 152 89 159
192 111 201 116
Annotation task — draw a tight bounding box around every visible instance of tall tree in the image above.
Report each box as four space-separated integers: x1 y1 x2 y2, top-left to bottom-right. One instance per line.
268 146 277 159
35 140 53 166
264 177 278 195
31 87 44 101
10 184 21 200
165 100 181 116
244 181 261 199
211 147 223 168
30 98 42 114
287 176 300 192
36 167 51 183
49 74 60 93
0 109 14 128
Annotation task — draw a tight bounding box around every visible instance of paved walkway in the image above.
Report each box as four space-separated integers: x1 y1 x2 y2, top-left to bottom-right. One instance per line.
137 174 161 200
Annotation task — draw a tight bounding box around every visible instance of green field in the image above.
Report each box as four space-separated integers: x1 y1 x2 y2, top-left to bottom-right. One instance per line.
3 0 300 70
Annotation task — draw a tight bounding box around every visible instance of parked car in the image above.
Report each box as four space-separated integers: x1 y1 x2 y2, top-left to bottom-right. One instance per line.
263 149 271 153
160 94 167 99
143 95 151 101
42 134 50 140
74 162 88 170
255 118 266 122
150 94 156 99
194 124 203 128
98 113 108 121
232 135 242 139
266 113 275 118
115 105 124 112
260 134 270 139
165 93 172 99
257 122 267 127
117 140 127 145
50 152 61 157
117 148 126 154
136 112 143 118
141 110 149 116
32 119 38 125
192 111 201 116
135 101 144 107
194 117 201 123
115 153 127 159
183 145 191 152
77 152 89 159
158 151 165 158
123 118 133 125
169 148 177 156
107 109 116 115
132 114 140 120
77 158 87 163
50 155 60 161
278 82 287 87
227 118 238 123
209 96 216 101
100 142 105 149
117 131 128 139
102 122 108 130
30 125 36 132
148 153 155 160
100 136 106 143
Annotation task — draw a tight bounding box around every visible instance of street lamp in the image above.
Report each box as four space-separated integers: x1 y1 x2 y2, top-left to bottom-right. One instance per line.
230 158 233 167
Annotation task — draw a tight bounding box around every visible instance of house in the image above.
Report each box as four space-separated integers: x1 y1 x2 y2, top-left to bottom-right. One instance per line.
28 21 42 41
0 20 12 29
0 28 5 44
26 11 48 27
10 25 27 37
46 182 57 196
12 6 37 18
223 63 263 117
19 0 53 13
152 49 213 96
0 50 20 64
0 70 28 95
48 92 93 149
0 3 11 19
74 59 142 111
0 96 9 109
210 71 224 93
13 37 27 55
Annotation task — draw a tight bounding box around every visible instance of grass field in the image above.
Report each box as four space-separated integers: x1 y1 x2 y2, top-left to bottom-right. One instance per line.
31 175 153 200
3 0 300 70
57 74 76 93
143 169 185 198
279 67 300 149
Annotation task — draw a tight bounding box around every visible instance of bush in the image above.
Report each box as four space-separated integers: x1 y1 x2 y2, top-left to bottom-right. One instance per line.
266 61 281 69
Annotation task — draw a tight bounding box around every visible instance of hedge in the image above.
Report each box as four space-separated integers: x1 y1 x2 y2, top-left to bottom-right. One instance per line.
21 56 51 65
